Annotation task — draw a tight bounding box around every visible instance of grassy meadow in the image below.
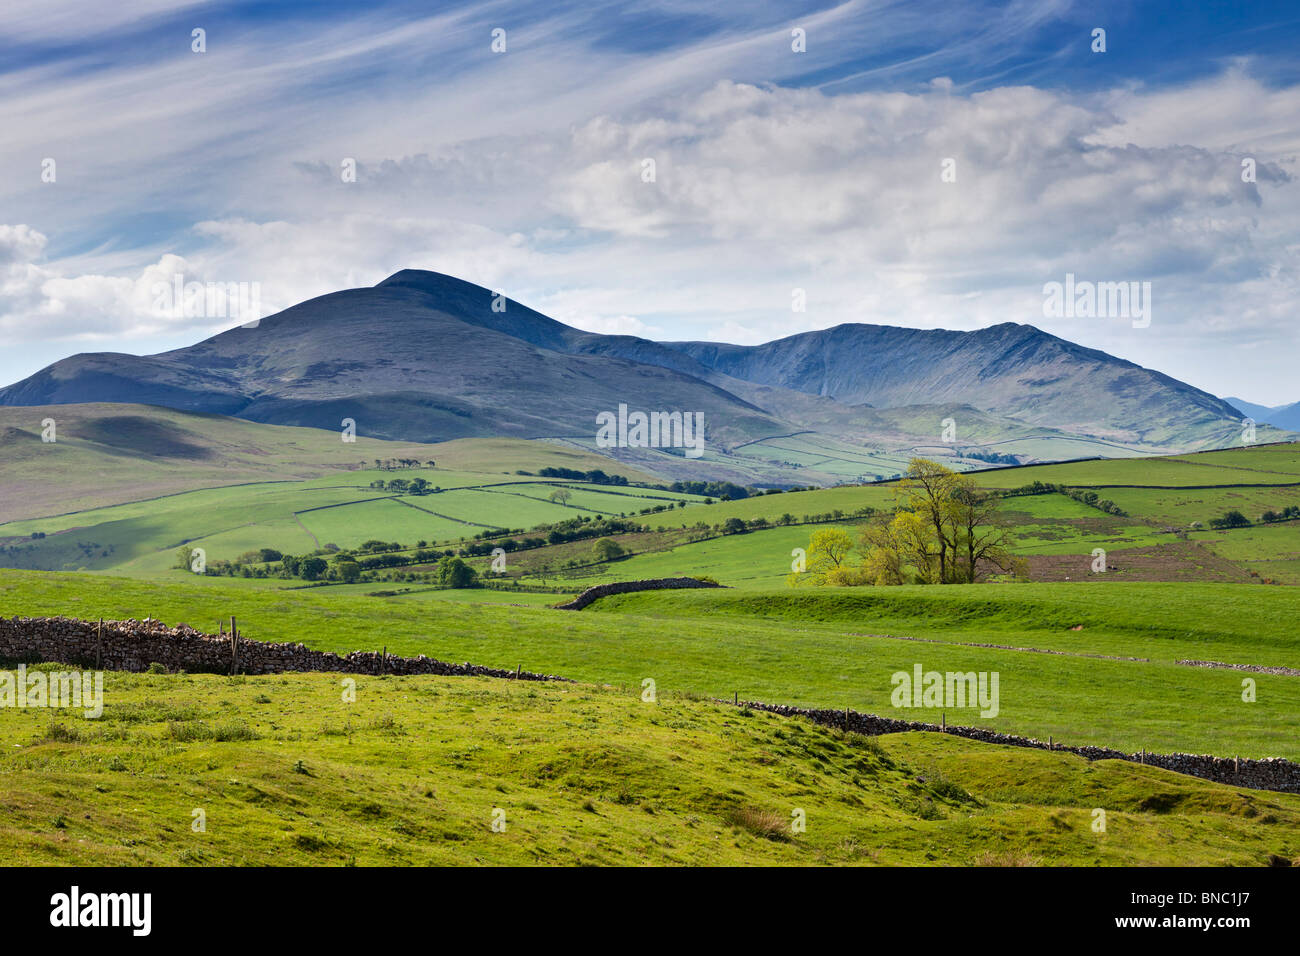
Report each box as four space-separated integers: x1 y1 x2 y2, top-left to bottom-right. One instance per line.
3 416 1300 866
2 668 1296 867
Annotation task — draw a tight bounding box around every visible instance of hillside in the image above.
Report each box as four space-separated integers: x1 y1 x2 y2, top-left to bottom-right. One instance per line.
1225 396 1300 432
0 273 784 451
663 323 1257 450
3 669 1294 865
3 570 1299 760
0 403 657 525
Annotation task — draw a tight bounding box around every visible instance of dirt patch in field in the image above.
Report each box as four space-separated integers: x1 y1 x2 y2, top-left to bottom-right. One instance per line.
1028 541 1256 583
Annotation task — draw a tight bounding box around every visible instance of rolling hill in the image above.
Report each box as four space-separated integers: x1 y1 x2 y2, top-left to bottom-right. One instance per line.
0 403 658 525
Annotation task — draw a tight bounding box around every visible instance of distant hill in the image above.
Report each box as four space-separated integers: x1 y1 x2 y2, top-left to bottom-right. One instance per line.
0 270 1284 479
657 324 1255 450
0 403 656 525
1224 396 1300 432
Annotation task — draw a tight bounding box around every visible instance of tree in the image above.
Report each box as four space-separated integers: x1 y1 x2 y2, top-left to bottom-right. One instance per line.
722 517 748 534
549 488 572 505
334 559 362 584
300 557 328 580
859 511 929 585
791 528 855 586
895 458 963 583
437 556 478 588
945 481 1022 583
791 457 1024 588
591 537 625 562
1209 509 1251 530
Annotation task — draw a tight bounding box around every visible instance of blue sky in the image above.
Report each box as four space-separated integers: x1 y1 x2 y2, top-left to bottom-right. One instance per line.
2 0 1298 403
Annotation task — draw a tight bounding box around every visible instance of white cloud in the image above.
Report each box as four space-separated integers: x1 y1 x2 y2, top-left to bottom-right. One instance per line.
1 27 1297 402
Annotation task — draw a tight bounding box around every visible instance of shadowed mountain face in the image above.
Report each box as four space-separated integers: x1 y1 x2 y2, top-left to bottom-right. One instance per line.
0 272 782 446
657 324 1250 449
1225 396 1300 432
0 269 1265 455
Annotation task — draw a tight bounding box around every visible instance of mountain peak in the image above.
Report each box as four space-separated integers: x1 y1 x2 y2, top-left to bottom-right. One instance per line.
375 269 483 294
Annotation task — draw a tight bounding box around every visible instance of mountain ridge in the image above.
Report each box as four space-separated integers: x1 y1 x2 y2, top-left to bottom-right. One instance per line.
0 270 1282 479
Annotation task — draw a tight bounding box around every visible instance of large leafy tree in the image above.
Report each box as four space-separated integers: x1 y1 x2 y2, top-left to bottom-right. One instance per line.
789 527 856 586
792 458 1024 587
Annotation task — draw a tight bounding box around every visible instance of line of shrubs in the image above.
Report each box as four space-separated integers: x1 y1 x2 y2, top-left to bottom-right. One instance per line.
1001 481 1127 516
1206 506 1300 529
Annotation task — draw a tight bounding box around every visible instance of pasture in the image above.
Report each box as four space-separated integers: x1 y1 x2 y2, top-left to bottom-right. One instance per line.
2 669 1295 866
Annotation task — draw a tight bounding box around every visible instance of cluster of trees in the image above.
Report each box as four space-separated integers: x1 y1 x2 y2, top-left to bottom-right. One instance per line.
368 477 439 494
962 449 1021 466
176 542 484 588
461 536 546 557
528 467 630 486
1004 481 1127 516
1209 510 1252 529
367 458 435 470
792 459 1023 587
668 480 752 500
541 516 646 546
1200 506 1300 529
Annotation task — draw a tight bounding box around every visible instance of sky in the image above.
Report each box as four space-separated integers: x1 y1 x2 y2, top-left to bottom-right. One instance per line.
2 0 1298 404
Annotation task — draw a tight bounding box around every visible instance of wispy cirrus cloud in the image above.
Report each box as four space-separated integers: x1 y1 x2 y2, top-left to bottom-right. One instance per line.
2 1 1299 402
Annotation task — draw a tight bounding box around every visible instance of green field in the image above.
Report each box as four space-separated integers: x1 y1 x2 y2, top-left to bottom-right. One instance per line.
3 668 1295 866
4 431 1300 867
7 426 1300 594
2 570 1297 761
0 468 707 573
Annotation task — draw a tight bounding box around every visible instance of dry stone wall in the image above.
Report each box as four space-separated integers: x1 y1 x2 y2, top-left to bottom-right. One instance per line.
555 577 723 610
733 699 1300 795
0 616 570 681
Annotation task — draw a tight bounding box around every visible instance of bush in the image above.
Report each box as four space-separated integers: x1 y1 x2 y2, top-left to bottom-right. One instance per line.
591 538 626 562
436 556 478 589
300 557 328 581
1209 510 1251 530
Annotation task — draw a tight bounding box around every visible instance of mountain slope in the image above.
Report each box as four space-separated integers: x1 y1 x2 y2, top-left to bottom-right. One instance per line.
0 273 784 448
1225 396 1300 431
660 323 1255 449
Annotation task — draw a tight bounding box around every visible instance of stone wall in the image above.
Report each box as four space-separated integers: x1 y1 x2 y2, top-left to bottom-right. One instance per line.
732 699 1300 795
0 616 570 682
554 577 724 610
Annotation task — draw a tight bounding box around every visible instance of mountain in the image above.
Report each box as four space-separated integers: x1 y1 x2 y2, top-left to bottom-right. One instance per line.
1224 397 1300 432
655 324 1252 450
0 270 1284 480
0 271 783 448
